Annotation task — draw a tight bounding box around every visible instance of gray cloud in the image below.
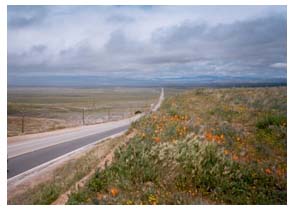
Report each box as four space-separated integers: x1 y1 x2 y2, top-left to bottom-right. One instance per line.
106 14 135 23
149 14 286 77
140 53 206 65
152 15 286 57
270 62 287 69
7 6 287 86
8 6 48 28
104 30 145 54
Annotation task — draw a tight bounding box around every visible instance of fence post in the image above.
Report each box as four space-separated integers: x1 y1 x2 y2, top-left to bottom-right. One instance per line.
21 112 24 133
82 108 85 125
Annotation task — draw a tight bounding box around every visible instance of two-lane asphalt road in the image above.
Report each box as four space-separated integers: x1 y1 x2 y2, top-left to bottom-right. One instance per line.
8 88 164 179
8 124 129 178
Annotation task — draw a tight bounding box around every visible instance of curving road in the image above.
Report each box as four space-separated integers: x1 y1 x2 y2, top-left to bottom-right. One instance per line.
8 88 164 179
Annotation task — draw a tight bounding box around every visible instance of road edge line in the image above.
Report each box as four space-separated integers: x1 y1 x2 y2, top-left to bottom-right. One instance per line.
7 130 127 184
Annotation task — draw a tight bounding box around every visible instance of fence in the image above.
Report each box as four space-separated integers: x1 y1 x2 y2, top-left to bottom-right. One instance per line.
8 105 151 137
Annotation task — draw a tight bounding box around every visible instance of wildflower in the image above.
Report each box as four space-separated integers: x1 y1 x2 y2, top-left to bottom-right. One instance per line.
265 168 272 175
110 187 119 197
126 200 133 205
214 135 221 142
205 132 213 141
224 149 229 155
148 194 158 205
153 137 160 143
232 154 239 161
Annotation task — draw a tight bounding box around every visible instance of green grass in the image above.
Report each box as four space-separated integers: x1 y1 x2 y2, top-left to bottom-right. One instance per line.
66 86 287 204
256 114 286 129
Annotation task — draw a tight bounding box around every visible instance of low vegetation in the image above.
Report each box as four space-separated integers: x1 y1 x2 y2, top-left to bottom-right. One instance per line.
67 86 286 204
8 87 162 136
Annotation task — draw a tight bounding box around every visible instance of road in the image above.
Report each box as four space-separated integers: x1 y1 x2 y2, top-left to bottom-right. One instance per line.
151 88 164 111
8 88 164 179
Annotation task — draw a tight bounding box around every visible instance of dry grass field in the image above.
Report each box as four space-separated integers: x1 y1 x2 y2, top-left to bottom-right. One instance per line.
8 87 166 136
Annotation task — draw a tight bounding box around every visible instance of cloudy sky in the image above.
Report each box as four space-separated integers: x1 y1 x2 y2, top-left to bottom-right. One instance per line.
8 6 287 86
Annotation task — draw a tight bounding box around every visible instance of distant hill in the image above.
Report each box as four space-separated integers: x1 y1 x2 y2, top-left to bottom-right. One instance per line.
8 75 286 88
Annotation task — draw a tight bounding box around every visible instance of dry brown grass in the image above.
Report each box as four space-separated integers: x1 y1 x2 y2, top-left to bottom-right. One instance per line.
8 116 67 137
8 87 161 136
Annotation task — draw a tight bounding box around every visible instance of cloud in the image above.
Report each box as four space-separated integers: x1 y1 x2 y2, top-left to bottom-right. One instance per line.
7 6 287 86
149 14 286 78
106 14 135 23
104 30 144 54
8 6 48 28
152 15 286 59
270 62 287 69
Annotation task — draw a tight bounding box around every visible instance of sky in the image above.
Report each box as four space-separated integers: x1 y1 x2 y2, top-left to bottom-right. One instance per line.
8 6 287 86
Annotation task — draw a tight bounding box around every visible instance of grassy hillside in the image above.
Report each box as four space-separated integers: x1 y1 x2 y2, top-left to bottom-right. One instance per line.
67 87 287 204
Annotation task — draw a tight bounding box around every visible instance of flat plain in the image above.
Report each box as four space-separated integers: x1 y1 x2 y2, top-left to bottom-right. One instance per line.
8 87 178 137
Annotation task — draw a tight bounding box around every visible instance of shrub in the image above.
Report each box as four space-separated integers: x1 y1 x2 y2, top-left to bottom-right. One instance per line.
67 191 88 205
256 114 286 130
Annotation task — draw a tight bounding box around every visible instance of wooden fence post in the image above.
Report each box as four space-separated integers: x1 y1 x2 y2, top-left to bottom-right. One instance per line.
21 113 24 133
82 108 85 125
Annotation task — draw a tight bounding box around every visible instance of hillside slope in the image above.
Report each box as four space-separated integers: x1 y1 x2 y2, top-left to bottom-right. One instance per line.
67 87 287 205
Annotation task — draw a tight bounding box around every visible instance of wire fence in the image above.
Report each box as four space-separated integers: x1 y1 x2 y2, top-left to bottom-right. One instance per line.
8 105 152 137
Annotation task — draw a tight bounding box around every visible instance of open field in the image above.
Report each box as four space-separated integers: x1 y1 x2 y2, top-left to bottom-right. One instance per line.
8 87 174 137
64 86 286 204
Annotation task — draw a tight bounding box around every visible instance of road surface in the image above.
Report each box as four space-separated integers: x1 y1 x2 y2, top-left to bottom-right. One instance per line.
151 88 164 111
8 88 164 179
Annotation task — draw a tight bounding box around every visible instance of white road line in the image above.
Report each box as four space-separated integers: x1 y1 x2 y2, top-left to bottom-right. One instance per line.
8 130 127 183
8 115 140 158
8 88 165 183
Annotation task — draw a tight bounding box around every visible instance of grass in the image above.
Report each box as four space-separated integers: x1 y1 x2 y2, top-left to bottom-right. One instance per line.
66 86 286 205
8 87 163 136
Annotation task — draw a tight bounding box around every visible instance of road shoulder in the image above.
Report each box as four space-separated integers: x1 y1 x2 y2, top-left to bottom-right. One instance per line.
7 130 135 205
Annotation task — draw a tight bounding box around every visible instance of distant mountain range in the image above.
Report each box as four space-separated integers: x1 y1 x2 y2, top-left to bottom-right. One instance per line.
8 75 287 88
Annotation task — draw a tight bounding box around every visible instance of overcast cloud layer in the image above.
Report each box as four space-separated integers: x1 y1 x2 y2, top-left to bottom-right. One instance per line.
8 6 287 86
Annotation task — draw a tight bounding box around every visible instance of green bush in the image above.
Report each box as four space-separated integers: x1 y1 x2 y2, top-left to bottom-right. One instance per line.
34 184 61 205
67 191 88 205
88 170 108 192
256 114 286 129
